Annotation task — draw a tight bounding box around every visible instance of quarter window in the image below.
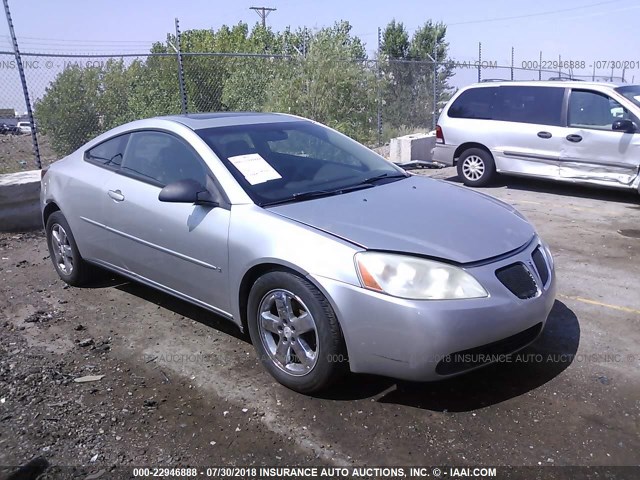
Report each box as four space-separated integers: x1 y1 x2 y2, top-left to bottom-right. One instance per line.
569 90 633 130
85 134 129 167
121 131 207 186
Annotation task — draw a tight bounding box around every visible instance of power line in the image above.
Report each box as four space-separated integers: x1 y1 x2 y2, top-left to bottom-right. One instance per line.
250 6 276 28
0 34 157 44
447 0 623 26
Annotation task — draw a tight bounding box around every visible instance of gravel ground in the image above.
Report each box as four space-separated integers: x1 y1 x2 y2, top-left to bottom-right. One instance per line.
0 169 639 479
0 134 56 174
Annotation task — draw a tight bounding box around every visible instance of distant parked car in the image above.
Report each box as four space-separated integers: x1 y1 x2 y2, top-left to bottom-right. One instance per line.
434 81 640 194
0 123 19 135
16 121 32 134
41 113 556 393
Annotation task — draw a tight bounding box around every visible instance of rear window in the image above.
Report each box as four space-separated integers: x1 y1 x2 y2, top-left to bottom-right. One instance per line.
85 134 129 167
448 85 564 126
448 87 499 119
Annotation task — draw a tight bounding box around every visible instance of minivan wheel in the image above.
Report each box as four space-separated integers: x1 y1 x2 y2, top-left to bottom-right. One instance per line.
247 271 347 393
46 211 96 287
457 148 496 187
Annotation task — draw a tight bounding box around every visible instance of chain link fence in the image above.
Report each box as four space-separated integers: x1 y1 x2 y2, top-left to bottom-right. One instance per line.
0 49 630 173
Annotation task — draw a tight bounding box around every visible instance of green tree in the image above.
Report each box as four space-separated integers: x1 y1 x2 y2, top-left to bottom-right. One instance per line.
380 20 454 136
266 21 376 143
34 65 102 156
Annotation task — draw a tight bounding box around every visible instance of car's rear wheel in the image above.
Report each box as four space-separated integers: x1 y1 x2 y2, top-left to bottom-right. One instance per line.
247 271 347 393
457 148 496 187
46 211 96 287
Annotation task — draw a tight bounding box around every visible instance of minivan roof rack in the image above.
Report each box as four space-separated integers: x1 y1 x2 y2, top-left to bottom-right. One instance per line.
480 78 511 82
547 77 578 81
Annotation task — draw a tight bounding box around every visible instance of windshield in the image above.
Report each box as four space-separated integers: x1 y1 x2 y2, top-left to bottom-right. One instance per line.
615 85 640 109
196 120 407 206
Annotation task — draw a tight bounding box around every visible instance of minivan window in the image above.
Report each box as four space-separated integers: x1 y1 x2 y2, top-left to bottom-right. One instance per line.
448 86 564 126
448 87 498 119
495 86 564 126
85 134 129 167
568 90 630 130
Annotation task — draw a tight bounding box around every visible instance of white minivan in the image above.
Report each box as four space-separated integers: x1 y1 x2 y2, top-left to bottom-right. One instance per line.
433 81 640 194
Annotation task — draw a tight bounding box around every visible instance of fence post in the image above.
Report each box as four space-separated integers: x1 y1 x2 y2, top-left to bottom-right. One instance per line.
539 51 542 80
376 27 382 147
477 42 482 82
433 47 438 131
3 0 41 169
510 46 514 81
175 17 188 114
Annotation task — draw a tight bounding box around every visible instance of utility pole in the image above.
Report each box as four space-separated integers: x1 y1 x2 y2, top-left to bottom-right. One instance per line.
250 6 276 28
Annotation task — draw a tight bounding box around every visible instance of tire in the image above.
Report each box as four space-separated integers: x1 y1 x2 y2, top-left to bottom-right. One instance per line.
457 148 496 187
247 271 347 393
46 211 97 287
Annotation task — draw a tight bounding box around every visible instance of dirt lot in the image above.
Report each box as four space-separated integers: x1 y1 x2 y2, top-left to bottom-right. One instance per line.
0 134 57 175
1 169 639 479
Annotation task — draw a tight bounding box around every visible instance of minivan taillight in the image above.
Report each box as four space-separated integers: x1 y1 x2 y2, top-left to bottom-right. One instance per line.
435 125 444 144
40 167 49 181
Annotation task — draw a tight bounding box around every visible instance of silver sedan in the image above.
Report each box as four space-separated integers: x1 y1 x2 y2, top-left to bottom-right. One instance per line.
41 113 556 393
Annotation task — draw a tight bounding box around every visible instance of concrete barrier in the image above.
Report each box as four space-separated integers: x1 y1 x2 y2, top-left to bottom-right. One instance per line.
0 170 42 232
389 133 436 163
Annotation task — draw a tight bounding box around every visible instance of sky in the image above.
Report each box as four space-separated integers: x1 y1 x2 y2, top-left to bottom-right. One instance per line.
1 0 639 111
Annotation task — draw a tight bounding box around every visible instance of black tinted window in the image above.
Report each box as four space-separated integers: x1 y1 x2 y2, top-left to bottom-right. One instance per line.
121 131 207 186
448 87 498 119
496 86 564 126
85 134 129 167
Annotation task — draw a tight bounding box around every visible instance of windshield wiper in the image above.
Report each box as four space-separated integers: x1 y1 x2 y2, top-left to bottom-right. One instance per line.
262 183 374 207
353 172 409 186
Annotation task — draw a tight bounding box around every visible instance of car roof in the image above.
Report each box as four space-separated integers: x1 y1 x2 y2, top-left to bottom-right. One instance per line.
158 112 304 130
467 80 624 89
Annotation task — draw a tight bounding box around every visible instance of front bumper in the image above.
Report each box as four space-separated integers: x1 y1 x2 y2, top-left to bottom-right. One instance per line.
312 237 556 382
432 144 457 167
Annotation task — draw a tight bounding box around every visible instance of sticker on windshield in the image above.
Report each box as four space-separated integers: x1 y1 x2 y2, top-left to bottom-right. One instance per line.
228 153 282 185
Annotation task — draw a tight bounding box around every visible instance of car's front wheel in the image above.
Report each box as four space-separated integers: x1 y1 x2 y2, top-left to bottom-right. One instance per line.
46 211 97 287
247 271 347 393
457 148 496 187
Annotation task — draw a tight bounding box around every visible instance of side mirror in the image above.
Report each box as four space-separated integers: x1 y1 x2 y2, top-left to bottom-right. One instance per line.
158 179 218 206
612 119 637 133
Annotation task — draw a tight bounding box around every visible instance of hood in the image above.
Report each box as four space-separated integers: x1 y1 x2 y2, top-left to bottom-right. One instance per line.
268 176 535 264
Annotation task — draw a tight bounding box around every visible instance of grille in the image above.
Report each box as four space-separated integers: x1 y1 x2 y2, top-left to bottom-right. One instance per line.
532 247 549 285
495 262 538 299
436 322 544 375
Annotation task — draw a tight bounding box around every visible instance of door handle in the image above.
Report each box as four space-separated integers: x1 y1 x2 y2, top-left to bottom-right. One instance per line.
566 134 583 143
537 131 552 139
108 189 125 202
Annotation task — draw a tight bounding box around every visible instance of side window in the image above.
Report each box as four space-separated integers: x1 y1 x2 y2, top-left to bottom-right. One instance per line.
496 86 564 126
85 134 129 167
121 131 207 186
569 90 629 130
448 87 499 119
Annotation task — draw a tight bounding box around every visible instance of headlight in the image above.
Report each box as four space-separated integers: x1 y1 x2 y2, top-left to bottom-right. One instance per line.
541 240 554 270
355 252 488 300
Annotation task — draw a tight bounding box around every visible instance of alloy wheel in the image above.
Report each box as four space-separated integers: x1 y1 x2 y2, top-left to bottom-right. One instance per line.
257 289 319 376
50 223 74 275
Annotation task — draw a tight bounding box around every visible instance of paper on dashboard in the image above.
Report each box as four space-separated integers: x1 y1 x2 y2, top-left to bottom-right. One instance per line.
228 153 282 185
